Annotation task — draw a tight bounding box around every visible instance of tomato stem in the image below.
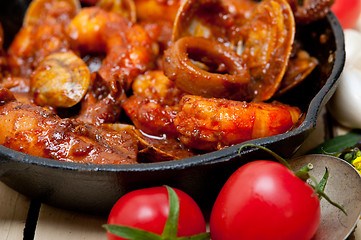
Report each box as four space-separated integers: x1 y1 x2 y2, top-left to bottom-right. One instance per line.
238 144 292 170
162 186 180 238
294 163 313 181
308 169 348 216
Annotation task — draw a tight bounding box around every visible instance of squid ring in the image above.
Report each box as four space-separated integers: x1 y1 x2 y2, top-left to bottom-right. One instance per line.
163 36 252 101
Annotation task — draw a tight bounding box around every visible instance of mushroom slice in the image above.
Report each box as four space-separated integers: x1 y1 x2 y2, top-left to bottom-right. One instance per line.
172 0 242 49
97 0 137 22
242 0 295 101
23 0 81 26
30 51 90 108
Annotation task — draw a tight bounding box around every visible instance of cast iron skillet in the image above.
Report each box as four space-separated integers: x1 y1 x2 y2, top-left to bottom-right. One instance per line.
0 1 345 215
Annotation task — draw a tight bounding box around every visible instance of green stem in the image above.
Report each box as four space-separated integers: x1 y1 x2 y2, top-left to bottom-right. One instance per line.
162 186 180 238
238 144 292 170
308 171 347 215
103 225 162 240
294 163 313 182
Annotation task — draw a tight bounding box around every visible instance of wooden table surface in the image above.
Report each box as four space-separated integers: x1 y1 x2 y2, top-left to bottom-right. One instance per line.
2 13 361 240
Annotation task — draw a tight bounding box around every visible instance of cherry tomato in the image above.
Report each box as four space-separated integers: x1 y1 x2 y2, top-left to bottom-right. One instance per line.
107 186 207 240
209 160 321 240
332 0 361 29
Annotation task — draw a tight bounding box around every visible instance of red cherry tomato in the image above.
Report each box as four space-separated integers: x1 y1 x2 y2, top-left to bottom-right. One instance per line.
107 186 207 240
210 160 321 240
332 0 361 29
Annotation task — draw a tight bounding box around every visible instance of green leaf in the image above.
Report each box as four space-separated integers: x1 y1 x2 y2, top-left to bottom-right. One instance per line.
308 131 361 155
162 186 180 238
103 224 162 240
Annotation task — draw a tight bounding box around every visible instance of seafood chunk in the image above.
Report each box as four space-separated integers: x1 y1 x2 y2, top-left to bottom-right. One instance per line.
242 0 295 101
0 88 138 164
135 0 180 23
163 36 251 100
123 70 185 136
132 70 185 105
97 0 136 22
23 0 80 26
277 50 318 96
164 0 295 102
175 95 302 151
288 0 334 24
67 7 156 90
30 51 90 108
122 95 180 137
172 0 242 46
75 73 126 125
7 0 79 77
103 123 195 162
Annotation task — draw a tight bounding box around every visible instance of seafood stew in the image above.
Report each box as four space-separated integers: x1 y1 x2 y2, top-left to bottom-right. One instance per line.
0 0 338 164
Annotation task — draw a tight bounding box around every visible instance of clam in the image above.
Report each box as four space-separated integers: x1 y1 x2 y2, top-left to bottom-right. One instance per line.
30 51 90 108
242 0 295 101
277 50 318 96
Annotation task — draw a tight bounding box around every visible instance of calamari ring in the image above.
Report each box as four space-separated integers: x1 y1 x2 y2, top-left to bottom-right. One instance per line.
163 36 251 101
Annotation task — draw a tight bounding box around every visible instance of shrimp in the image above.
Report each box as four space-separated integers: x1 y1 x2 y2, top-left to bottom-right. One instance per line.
174 95 302 151
131 70 185 105
0 88 138 164
121 70 194 160
7 0 79 77
122 70 184 137
67 6 156 91
123 95 180 137
66 6 156 124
